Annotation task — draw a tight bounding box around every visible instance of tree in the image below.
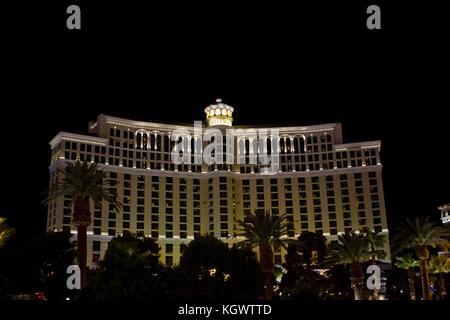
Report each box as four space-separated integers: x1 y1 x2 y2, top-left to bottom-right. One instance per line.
224 245 263 300
85 232 161 300
362 227 386 262
235 210 288 300
361 227 386 299
297 231 327 270
395 254 420 300
43 161 122 288
429 255 450 300
281 231 328 300
0 217 15 250
325 264 353 300
328 231 372 300
177 235 262 300
178 234 229 299
392 216 449 300
10 232 76 299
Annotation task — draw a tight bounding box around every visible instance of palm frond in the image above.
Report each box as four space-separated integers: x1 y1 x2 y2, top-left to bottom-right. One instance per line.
395 253 420 269
235 210 289 249
429 255 450 274
0 217 16 249
327 231 372 266
42 161 122 210
391 216 450 255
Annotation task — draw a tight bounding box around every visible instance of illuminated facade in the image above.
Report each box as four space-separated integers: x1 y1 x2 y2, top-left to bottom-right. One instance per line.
438 204 450 226
47 99 390 266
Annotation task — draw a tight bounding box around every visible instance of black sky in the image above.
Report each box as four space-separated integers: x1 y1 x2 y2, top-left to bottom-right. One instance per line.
2 1 449 242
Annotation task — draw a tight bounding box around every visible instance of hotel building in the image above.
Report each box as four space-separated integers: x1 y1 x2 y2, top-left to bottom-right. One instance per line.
47 99 390 266
438 204 450 227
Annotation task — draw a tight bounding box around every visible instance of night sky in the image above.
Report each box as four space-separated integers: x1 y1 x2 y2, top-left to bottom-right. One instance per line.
2 1 449 244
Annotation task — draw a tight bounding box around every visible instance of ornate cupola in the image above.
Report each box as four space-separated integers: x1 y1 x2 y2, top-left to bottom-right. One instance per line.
204 98 234 127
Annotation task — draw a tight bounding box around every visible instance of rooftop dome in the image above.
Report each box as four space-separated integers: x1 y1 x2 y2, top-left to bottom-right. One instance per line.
204 98 234 127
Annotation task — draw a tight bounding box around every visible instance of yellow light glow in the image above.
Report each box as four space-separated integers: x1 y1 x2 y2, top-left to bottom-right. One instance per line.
209 268 217 276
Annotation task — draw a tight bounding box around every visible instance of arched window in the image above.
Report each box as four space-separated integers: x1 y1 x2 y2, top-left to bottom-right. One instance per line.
115 129 121 138
109 128 114 137
327 135 332 142
307 136 312 144
320 135 326 143
286 138 291 153
123 131 128 139
245 139 250 155
136 133 142 150
280 138 285 154
191 137 195 153
267 138 272 155
299 137 305 153
294 136 306 153
293 137 299 153
170 135 176 151
190 137 196 164
164 135 170 152
150 134 155 150
129 132 134 140
156 135 162 151
142 134 148 150
176 136 183 156
312 136 318 144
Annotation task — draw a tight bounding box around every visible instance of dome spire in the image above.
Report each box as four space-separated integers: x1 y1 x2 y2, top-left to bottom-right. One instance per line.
204 98 234 127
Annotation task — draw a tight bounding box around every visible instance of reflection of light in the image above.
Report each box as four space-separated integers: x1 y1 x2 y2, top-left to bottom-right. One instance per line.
209 268 217 276
313 268 331 277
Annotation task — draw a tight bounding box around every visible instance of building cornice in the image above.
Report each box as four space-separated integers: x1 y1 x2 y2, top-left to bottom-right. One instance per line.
100 114 341 135
335 141 381 151
49 132 109 149
102 115 196 132
49 159 382 178
233 123 340 133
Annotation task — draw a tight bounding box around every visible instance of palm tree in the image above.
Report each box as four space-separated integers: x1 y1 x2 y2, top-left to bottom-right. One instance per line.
43 161 121 288
392 216 449 300
362 227 386 262
0 217 15 249
395 254 420 300
328 231 372 300
429 255 450 300
235 210 288 300
362 227 386 300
